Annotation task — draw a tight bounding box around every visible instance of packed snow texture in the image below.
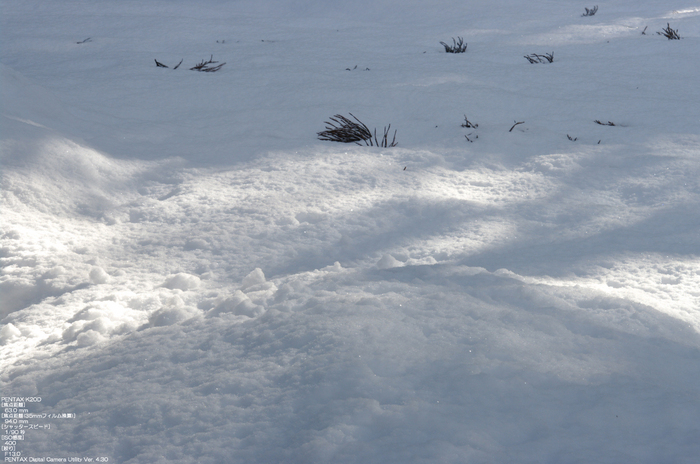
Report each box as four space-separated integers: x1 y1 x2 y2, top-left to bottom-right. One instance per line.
1 1 700 463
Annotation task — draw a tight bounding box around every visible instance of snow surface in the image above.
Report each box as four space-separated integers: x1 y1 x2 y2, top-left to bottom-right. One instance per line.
1 1 700 462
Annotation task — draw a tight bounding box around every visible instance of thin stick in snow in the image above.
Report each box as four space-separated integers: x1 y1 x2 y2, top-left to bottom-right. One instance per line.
509 121 525 132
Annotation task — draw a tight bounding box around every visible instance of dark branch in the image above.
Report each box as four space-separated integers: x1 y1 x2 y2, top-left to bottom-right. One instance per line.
657 23 681 40
440 37 467 53
190 55 226 72
461 115 478 129
317 113 397 147
582 6 598 17
509 121 525 132
525 52 554 63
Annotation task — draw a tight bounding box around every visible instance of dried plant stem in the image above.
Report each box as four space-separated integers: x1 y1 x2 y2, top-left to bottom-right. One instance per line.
317 113 397 147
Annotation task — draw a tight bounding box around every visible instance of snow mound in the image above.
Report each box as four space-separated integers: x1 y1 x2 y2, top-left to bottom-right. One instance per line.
162 273 201 291
377 254 403 269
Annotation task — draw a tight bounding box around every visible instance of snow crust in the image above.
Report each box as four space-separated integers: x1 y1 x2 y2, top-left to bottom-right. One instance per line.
1 0 699 462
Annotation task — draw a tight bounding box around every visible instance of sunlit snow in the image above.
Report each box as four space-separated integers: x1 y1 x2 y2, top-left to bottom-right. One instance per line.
2 1 699 463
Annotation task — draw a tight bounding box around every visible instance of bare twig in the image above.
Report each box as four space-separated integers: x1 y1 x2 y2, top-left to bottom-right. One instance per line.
567 134 578 141
581 6 598 17
155 59 168 68
641 26 648 35
190 55 226 72
509 121 525 132
440 37 467 53
461 115 478 129
594 120 616 126
375 126 398 148
173 59 183 70
317 113 397 147
76 37 92 44
201 63 225 72
524 52 554 63
657 23 681 40
318 114 372 144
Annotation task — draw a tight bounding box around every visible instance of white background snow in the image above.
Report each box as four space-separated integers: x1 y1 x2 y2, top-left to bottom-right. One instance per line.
1 0 700 462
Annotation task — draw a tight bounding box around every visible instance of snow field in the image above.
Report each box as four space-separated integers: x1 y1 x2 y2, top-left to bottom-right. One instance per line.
2 0 700 462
